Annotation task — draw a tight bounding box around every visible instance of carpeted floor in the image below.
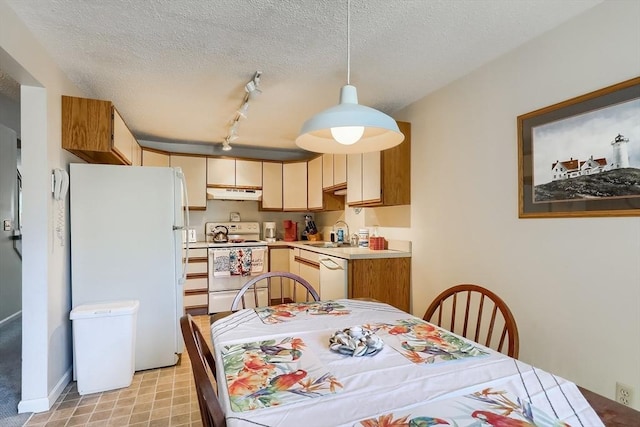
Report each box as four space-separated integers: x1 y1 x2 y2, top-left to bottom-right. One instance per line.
0 314 31 427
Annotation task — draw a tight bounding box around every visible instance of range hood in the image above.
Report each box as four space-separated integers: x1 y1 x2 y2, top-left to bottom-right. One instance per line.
207 188 262 201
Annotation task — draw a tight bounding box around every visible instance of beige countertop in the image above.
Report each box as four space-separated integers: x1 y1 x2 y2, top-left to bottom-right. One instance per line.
267 240 411 260
185 240 411 260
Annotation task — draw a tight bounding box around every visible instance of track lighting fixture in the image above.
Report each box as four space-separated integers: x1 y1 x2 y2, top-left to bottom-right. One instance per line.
221 71 262 151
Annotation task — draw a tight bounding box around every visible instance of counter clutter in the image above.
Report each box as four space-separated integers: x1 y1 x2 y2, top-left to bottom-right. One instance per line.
183 239 412 314
268 240 411 260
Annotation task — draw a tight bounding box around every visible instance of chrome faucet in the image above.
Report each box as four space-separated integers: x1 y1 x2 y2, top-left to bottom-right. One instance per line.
333 220 350 245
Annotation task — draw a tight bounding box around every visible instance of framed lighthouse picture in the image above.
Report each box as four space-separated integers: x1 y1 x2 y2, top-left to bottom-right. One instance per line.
518 76 640 218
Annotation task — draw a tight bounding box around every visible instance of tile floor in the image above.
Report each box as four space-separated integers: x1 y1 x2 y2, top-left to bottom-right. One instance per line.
22 315 211 427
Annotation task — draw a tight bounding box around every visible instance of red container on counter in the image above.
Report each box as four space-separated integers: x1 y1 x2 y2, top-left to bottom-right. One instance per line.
369 236 385 250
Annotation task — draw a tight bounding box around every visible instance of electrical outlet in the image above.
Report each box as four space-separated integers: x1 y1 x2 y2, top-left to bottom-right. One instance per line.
616 382 634 406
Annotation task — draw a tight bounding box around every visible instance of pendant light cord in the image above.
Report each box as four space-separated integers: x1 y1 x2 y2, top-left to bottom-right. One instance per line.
347 0 351 85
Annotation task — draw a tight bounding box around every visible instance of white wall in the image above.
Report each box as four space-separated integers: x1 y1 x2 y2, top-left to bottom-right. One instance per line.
1 0 83 412
394 0 640 407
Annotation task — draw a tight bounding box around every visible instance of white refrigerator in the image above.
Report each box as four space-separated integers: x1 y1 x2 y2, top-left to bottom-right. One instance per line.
70 163 189 371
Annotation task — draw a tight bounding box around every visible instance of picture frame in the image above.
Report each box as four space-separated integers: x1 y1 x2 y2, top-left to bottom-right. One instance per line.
518 77 640 218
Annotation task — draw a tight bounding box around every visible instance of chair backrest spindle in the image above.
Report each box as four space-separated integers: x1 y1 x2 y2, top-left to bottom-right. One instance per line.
423 284 519 358
230 271 320 311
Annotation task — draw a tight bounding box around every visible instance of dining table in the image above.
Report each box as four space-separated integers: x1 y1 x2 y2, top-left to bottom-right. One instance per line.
209 299 622 426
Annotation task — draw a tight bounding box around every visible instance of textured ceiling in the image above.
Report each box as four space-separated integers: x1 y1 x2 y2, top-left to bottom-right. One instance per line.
3 0 602 154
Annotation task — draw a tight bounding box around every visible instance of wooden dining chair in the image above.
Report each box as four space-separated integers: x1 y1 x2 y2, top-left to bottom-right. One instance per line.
179 314 226 427
423 284 520 358
230 271 320 311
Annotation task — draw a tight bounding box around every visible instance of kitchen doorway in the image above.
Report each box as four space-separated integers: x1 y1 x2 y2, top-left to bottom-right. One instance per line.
0 91 28 425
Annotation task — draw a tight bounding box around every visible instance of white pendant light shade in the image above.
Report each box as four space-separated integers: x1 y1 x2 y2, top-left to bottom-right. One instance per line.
296 85 404 154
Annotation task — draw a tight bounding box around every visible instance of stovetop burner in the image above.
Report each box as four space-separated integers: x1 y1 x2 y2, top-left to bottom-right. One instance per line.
204 221 265 245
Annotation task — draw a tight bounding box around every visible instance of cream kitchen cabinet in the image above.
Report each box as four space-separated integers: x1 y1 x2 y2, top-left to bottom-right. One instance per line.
310 156 344 212
346 121 411 207
183 248 208 314
62 95 142 166
236 160 262 187
322 153 347 190
207 158 262 188
206 158 235 186
268 246 290 272
307 156 323 210
261 161 283 210
289 248 320 302
142 149 170 167
170 154 207 210
283 162 307 211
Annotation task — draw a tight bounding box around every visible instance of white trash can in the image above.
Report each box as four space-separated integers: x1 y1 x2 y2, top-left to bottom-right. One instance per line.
70 300 139 395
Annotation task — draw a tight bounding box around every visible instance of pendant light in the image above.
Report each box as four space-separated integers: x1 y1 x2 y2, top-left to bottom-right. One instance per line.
295 0 404 154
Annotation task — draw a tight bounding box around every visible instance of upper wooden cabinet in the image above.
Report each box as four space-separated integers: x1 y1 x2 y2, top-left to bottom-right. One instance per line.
311 156 344 212
346 121 411 207
261 161 283 210
62 95 141 165
207 158 262 188
283 162 307 211
170 154 207 210
207 158 235 187
308 156 323 210
142 149 170 167
323 154 347 190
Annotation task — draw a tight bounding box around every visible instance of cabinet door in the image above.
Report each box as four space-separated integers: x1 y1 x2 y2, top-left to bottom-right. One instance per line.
269 247 290 272
207 158 236 187
131 139 142 166
236 160 262 188
298 263 320 302
307 156 323 210
334 154 347 186
171 155 207 209
283 162 307 210
288 248 299 275
362 151 382 203
112 109 133 165
142 150 170 167
346 154 362 204
262 162 283 210
322 154 334 189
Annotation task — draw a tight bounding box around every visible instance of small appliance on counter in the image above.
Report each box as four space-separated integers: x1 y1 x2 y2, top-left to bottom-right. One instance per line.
283 220 298 241
263 221 276 242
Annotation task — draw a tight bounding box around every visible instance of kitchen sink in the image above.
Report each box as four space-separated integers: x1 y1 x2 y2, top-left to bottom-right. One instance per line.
303 242 353 248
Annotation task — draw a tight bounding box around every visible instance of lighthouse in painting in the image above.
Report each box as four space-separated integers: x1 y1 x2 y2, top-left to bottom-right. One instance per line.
610 133 630 169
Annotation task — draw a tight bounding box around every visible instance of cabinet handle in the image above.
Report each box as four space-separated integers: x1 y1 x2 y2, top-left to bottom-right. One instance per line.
294 256 320 269
319 258 344 270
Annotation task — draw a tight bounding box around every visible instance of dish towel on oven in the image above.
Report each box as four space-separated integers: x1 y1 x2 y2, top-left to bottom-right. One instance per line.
230 248 252 276
213 249 231 277
251 248 265 275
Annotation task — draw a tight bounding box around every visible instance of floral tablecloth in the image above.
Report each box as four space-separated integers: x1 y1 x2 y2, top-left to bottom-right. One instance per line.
211 299 602 427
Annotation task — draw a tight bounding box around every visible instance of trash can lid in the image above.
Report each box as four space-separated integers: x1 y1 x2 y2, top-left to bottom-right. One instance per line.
70 300 140 320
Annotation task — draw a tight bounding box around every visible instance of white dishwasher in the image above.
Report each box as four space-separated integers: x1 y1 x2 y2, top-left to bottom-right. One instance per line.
318 255 348 300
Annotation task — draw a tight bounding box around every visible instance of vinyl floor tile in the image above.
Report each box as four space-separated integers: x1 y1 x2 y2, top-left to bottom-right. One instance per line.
21 315 211 427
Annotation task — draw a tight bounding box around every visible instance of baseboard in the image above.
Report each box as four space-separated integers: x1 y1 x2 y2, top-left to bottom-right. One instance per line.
0 310 22 328
18 366 72 413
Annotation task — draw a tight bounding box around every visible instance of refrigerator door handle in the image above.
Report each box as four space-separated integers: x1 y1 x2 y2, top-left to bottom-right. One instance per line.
175 168 190 285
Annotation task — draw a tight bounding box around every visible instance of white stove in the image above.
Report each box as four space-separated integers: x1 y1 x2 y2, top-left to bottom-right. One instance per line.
205 221 266 247
204 222 268 313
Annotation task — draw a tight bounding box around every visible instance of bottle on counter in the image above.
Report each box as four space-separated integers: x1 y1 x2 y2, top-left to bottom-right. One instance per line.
358 228 369 248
